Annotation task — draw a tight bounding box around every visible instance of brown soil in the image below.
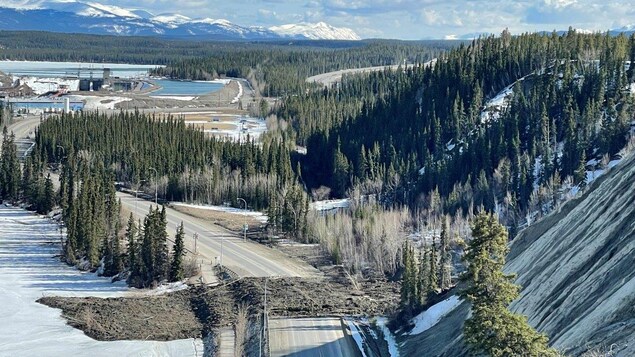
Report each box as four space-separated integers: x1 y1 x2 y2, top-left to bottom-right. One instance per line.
276 242 333 268
38 289 201 341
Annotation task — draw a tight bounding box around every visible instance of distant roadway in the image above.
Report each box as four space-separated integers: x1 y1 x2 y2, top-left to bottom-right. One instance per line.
306 59 436 87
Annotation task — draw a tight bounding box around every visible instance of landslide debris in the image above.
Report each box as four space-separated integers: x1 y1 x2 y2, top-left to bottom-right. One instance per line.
38 268 400 342
38 289 201 341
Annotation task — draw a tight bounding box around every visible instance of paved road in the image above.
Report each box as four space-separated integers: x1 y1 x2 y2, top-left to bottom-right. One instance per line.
269 317 361 357
306 59 436 87
117 193 320 284
5 115 40 139
218 327 236 357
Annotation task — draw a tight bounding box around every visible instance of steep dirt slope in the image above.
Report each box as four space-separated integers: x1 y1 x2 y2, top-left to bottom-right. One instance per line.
506 150 635 355
401 152 635 356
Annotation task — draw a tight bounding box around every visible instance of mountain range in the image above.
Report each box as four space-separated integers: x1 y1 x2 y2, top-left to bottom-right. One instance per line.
0 1 361 41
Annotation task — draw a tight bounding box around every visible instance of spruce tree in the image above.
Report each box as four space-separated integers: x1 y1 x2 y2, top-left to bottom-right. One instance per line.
428 237 438 294
438 216 452 290
154 206 169 282
39 174 55 214
400 241 418 312
417 248 430 307
169 222 186 282
573 150 587 187
0 128 20 202
140 208 156 286
460 213 557 357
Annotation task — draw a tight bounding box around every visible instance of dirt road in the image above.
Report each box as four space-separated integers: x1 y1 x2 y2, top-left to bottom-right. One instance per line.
269 317 361 357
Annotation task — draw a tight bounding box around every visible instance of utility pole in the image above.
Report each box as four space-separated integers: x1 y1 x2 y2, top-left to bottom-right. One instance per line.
148 167 158 206
260 277 268 357
237 197 247 241
290 207 297 239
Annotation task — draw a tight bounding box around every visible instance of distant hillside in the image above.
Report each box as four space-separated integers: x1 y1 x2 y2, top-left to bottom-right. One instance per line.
401 150 635 356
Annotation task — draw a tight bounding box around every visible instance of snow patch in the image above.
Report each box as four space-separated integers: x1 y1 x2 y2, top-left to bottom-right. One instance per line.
85 2 140 18
149 95 196 101
409 295 462 335
345 318 368 357
69 95 132 110
310 199 350 212
376 317 399 357
171 202 268 223
14 76 79 95
146 281 189 296
231 80 243 104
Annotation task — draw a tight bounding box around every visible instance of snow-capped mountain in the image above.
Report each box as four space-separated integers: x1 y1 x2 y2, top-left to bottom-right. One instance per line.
270 22 361 41
0 1 361 40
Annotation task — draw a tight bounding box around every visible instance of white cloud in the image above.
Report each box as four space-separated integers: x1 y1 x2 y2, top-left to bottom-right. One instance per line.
544 0 577 8
15 0 635 40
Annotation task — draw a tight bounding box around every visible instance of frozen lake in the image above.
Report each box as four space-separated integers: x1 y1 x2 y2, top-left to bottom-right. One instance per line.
151 79 224 96
0 206 201 356
0 60 160 78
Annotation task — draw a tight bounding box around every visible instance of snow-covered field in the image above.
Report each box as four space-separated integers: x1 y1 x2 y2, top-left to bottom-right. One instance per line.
203 116 267 142
149 96 196 101
68 95 132 110
0 206 201 356
171 202 268 223
14 76 79 95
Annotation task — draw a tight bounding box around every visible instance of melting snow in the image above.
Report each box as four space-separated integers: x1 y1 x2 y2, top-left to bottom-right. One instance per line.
145 281 189 296
149 96 196 101
409 295 462 335
0 206 200 356
171 202 268 223
309 199 350 212
14 76 79 95
376 317 399 357
345 318 368 357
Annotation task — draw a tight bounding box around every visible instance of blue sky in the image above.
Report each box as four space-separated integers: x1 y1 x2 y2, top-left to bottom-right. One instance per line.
11 0 635 39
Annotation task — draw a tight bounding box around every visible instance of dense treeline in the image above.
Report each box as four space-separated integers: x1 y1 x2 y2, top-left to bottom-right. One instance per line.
1 127 56 212
0 127 21 203
282 30 635 231
35 111 310 236
60 156 120 270
0 31 454 99
59 152 188 286
151 40 452 97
